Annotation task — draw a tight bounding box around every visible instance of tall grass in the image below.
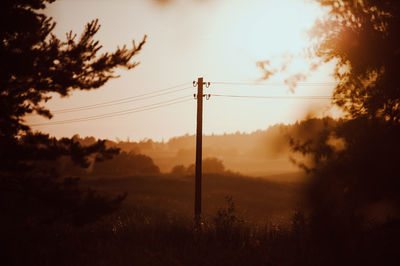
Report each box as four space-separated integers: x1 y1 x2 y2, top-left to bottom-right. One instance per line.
4 197 400 266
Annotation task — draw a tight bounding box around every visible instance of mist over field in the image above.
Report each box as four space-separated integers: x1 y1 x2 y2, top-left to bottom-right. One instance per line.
69 119 331 179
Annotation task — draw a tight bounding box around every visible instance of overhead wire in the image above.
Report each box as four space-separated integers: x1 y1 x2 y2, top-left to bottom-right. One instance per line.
210 81 338 87
31 95 193 126
209 94 334 100
51 81 337 114
53 82 191 114
30 80 340 127
205 82 337 100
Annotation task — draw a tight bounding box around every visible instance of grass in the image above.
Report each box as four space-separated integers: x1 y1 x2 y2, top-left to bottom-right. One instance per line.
4 173 400 265
82 172 306 223
5 198 400 266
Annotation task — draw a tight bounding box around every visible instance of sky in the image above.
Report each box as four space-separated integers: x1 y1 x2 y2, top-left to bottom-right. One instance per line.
27 0 339 142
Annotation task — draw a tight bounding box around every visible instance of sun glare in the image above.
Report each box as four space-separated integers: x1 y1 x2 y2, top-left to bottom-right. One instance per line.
226 0 321 60
198 0 335 136
29 0 334 141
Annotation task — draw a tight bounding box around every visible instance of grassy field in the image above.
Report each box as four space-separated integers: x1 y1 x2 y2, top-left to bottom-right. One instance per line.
82 172 307 224
6 172 400 266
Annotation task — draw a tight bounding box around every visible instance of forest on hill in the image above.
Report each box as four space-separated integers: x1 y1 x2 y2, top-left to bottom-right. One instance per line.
66 117 337 178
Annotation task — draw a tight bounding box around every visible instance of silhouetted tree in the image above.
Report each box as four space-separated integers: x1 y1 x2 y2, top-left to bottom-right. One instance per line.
92 151 160 177
0 0 146 228
311 0 400 122
186 157 226 175
291 0 400 239
170 164 187 177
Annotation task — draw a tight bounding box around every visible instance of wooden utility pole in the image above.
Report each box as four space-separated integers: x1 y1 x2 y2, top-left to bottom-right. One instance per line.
194 77 203 226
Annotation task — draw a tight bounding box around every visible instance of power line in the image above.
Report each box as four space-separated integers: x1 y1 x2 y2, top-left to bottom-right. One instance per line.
53 82 191 114
210 94 334 100
32 96 192 126
30 80 339 127
51 80 336 114
54 86 192 114
31 95 193 126
210 81 337 86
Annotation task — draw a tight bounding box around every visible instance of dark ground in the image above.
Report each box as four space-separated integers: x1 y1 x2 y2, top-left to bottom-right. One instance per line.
82 172 306 224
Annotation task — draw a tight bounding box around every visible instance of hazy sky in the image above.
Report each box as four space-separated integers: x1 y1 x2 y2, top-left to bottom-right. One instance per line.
27 0 338 141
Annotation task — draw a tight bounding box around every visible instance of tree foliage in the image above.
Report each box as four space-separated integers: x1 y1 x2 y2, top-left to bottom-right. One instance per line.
0 0 146 135
311 0 400 121
0 0 146 227
172 157 226 177
92 151 160 177
292 0 400 232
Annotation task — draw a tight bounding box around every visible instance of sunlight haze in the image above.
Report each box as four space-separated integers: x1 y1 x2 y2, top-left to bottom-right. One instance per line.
27 0 337 141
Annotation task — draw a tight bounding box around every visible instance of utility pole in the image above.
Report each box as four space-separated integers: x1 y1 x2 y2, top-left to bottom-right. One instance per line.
193 77 210 227
194 77 203 226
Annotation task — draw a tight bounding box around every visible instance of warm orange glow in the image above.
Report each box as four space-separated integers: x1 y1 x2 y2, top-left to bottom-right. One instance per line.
26 0 337 141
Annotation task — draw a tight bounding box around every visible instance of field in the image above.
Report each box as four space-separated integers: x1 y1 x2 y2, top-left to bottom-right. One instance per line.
6 172 400 266
83 172 307 223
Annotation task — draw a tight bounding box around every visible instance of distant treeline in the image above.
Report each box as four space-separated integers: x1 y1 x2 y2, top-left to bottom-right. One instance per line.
66 117 338 176
57 150 160 178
